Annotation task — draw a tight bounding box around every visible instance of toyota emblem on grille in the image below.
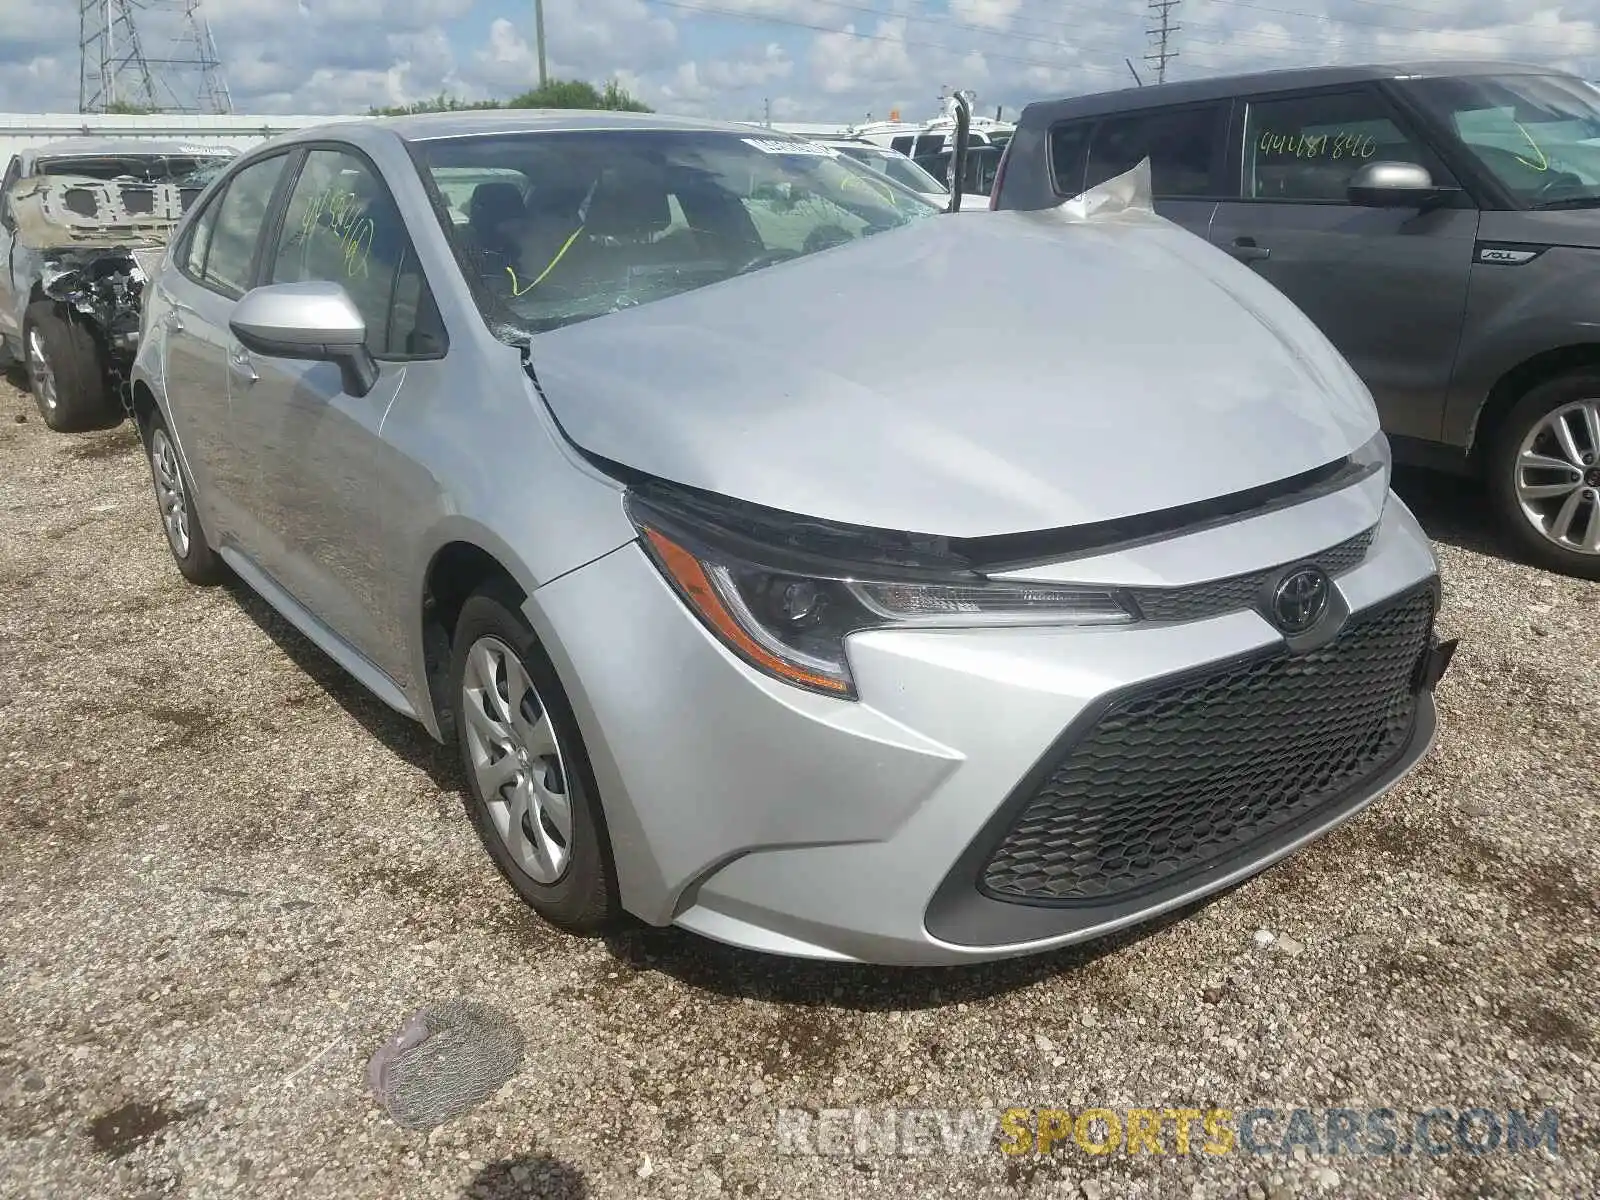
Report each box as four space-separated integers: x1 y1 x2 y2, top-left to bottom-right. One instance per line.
1271 566 1331 634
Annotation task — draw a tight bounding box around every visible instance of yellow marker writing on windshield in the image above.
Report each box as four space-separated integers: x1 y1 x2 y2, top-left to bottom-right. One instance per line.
506 225 585 297
1513 121 1550 172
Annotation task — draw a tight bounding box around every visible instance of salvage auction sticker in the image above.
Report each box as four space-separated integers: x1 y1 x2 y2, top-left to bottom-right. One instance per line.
742 137 839 157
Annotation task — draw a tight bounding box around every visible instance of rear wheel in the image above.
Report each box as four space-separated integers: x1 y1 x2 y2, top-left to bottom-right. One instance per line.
449 585 620 934
23 301 120 433
1489 372 1600 580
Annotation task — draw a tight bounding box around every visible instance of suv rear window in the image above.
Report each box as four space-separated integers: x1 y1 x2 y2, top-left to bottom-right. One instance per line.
1051 103 1230 198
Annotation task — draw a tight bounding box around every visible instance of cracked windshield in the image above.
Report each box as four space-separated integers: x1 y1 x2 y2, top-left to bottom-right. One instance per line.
1402 73 1600 208
418 129 938 336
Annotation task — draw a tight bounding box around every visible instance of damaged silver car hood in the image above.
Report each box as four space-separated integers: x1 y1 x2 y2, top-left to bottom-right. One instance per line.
528 163 1382 538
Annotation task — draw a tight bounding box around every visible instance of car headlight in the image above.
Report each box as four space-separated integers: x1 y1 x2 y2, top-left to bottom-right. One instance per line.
627 490 1135 699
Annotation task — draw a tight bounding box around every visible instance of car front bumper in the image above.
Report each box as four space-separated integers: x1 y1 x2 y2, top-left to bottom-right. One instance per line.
529 486 1446 966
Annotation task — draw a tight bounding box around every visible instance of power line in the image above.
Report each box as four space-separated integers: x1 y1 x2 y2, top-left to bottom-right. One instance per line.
646 0 1131 78
655 0 1591 69
1146 0 1181 84
1198 0 1595 49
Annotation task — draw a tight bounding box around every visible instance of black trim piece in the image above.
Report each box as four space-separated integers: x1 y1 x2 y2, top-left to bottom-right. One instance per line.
622 475 977 583
606 454 1371 582
926 695 1437 948
1389 433 1474 472
923 577 1441 949
960 456 1373 572
1126 524 1374 628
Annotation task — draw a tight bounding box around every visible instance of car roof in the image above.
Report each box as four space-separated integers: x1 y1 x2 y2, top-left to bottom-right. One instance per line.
24 136 234 162
1017 59 1570 123
310 109 791 143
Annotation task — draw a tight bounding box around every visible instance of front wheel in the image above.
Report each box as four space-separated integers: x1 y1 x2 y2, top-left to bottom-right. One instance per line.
23 301 120 433
142 406 227 586
449 584 621 934
1488 372 1600 580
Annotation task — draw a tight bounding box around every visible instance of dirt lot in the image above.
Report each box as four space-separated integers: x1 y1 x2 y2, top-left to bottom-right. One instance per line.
0 370 1596 1200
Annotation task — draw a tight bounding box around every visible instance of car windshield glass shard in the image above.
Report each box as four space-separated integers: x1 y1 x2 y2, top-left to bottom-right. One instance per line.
1400 72 1600 207
415 129 938 338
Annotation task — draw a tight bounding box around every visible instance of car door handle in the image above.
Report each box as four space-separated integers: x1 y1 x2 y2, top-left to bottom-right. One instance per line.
228 346 258 384
1228 237 1271 262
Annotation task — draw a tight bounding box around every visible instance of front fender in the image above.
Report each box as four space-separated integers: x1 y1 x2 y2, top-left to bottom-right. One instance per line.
1444 246 1600 448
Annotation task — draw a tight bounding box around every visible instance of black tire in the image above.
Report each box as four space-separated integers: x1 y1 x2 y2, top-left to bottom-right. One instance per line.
449 583 620 933
1488 371 1600 581
23 301 121 433
141 405 227 586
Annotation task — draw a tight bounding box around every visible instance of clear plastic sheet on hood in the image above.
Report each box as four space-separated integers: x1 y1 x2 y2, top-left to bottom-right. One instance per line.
1031 156 1157 224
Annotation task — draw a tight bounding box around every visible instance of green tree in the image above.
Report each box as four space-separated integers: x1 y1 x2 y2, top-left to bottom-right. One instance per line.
506 78 652 112
368 78 651 117
367 93 502 116
101 99 161 115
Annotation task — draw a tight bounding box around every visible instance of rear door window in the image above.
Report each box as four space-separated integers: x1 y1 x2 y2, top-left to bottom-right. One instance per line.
1082 103 1231 197
1049 121 1092 195
179 194 221 279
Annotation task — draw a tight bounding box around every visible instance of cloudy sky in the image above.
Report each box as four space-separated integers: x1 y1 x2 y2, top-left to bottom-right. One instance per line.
5 0 1599 124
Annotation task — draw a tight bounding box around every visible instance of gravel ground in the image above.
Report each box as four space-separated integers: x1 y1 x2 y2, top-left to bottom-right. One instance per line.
1 369 1596 1200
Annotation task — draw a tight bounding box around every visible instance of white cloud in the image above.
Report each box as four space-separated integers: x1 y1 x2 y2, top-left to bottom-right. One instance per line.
0 0 1595 125
704 43 793 90
949 0 1025 32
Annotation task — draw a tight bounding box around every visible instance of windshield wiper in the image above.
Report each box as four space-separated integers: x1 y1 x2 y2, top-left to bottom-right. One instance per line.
1532 195 1600 210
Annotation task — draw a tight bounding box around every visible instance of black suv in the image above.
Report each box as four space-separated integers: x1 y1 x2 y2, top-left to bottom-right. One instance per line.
992 60 1600 579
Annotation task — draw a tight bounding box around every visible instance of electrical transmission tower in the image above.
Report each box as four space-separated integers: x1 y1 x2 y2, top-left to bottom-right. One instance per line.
80 0 233 115
1145 0 1181 85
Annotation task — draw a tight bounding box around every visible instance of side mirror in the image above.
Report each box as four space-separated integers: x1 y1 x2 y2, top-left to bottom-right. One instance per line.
1347 161 1446 208
229 280 379 397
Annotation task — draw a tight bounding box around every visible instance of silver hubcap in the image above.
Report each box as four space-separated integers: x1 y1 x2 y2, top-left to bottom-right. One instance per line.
1515 399 1600 556
462 636 573 884
149 428 191 558
27 328 56 412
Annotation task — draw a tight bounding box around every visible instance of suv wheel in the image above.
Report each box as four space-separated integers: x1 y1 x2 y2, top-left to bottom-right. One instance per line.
449 584 621 934
142 407 227 585
1490 371 1600 580
23 301 121 433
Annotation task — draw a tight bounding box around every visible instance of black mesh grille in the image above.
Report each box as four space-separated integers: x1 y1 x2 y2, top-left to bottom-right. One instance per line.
980 584 1435 905
1129 527 1375 625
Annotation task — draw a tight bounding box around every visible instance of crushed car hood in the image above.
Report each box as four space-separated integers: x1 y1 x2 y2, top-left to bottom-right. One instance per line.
6 174 200 250
529 189 1380 538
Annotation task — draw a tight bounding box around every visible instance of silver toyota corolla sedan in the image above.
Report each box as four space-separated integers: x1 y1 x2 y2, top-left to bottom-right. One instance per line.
130 111 1455 965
